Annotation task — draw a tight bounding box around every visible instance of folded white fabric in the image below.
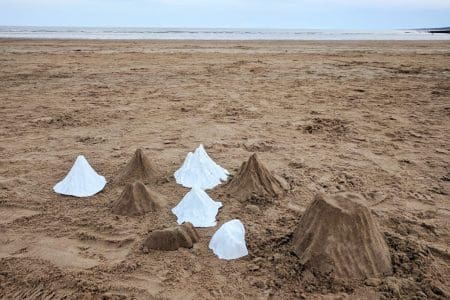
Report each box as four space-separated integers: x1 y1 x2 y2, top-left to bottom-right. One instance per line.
172 187 222 227
53 155 106 197
209 219 248 260
174 144 229 190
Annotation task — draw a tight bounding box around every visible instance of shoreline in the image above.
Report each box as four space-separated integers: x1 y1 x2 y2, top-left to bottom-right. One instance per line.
1 38 450 44
1 37 450 42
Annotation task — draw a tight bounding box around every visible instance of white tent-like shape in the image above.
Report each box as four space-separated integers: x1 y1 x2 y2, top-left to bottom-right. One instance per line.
53 155 107 197
171 187 222 227
209 219 248 260
174 144 229 190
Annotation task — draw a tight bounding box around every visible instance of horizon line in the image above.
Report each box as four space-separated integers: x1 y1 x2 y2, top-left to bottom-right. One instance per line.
1 25 449 31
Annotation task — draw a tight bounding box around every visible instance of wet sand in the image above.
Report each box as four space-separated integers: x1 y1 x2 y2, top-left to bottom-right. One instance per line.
0 39 449 299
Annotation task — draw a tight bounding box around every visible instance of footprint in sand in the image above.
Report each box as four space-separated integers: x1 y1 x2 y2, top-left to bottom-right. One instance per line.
0 207 40 225
0 233 134 269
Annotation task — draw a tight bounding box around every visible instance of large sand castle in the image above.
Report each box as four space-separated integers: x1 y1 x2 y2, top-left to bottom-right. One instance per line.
292 192 392 279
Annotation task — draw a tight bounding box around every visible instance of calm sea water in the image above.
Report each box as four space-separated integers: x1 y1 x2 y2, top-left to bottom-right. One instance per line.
0 26 449 40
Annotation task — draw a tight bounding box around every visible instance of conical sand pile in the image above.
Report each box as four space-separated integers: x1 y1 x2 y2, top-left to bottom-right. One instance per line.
225 153 288 200
143 222 200 251
112 181 166 216
114 148 162 185
292 192 392 279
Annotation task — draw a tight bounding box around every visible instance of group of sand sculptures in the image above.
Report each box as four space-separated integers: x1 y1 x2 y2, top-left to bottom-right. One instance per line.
53 145 393 277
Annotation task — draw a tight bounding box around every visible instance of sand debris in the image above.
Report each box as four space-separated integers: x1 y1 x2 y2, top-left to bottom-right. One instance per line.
112 181 166 216
143 222 200 251
53 155 106 197
225 153 289 201
292 192 392 279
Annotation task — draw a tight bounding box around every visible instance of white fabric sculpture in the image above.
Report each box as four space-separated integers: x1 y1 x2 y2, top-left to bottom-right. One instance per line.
209 219 248 260
53 155 107 197
171 187 222 227
174 144 229 190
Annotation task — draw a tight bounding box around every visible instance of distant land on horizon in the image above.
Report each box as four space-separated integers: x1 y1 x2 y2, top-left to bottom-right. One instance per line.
419 26 450 33
0 25 449 31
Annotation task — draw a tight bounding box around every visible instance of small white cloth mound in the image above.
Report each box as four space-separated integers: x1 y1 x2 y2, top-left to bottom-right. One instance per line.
209 219 248 260
171 187 222 227
53 155 106 197
174 144 229 190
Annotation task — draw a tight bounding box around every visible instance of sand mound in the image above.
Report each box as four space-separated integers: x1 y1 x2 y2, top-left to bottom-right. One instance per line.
292 192 392 279
114 148 162 185
225 153 289 200
112 181 165 216
143 222 200 251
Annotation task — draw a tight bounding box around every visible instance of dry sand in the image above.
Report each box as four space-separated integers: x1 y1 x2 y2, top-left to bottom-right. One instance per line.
0 39 449 299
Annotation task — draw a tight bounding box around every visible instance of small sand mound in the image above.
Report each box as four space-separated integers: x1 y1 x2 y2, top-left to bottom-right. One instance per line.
143 222 200 251
293 192 392 279
225 153 289 200
112 181 165 216
114 148 162 185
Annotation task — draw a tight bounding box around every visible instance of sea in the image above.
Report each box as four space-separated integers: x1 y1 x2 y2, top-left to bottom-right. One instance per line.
0 26 449 40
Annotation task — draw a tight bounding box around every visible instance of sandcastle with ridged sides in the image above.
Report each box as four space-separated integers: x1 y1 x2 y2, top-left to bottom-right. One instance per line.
225 153 289 200
114 148 163 185
292 192 392 279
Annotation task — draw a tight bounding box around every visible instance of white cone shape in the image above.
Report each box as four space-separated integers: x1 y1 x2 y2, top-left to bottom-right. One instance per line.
53 155 107 197
209 219 248 260
171 187 222 227
174 144 229 190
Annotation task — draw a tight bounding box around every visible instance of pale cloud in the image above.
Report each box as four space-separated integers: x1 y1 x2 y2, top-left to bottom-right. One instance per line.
1 0 448 28
2 0 450 7
154 0 449 8
317 0 450 8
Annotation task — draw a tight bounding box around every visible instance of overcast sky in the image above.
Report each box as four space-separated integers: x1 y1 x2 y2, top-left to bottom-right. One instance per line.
1 0 449 29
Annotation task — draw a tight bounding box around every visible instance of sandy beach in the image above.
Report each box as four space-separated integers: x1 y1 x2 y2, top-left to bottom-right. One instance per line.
0 39 449 299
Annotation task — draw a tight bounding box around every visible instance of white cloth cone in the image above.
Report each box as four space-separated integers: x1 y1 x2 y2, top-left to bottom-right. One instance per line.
174 144 229 190
171 187 222 227
209 219 248 260
53 155 106 197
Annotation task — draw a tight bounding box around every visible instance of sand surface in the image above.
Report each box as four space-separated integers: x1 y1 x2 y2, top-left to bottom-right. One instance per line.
0 39 449 299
